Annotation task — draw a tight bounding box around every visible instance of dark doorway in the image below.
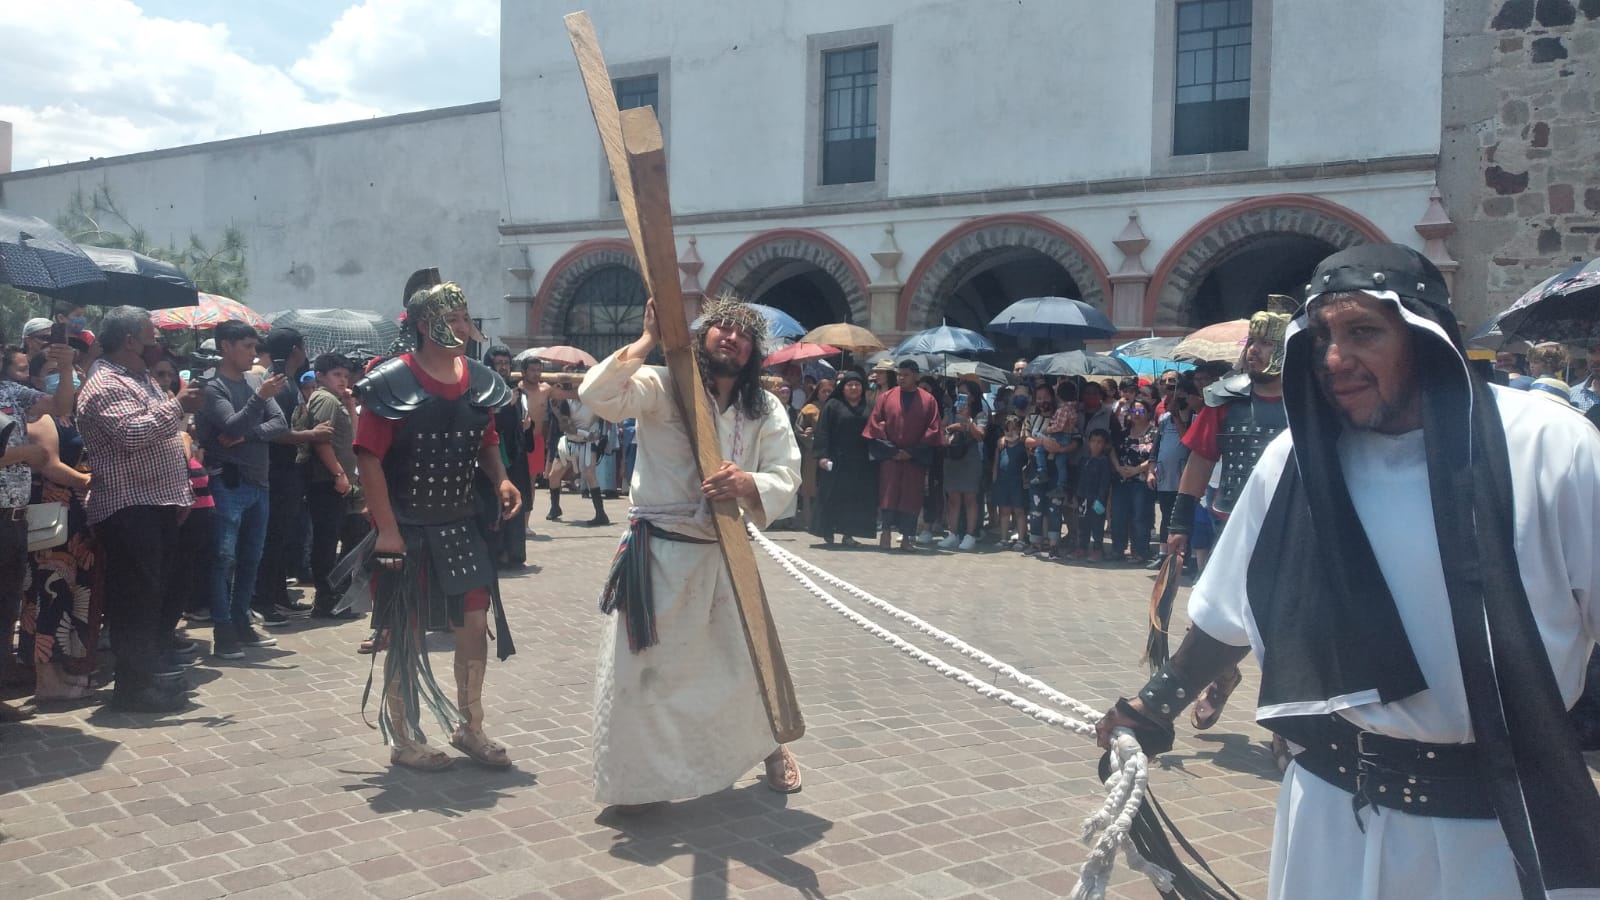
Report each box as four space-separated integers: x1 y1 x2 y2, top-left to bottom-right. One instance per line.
935 248 1082 358
1186 234 1335 326
746 263 852 331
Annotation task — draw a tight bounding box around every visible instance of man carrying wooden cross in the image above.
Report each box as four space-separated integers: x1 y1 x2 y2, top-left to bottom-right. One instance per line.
580 293 804 810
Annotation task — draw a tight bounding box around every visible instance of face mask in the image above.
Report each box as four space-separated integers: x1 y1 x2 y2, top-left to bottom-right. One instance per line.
44 372 81 392
67 316 89 331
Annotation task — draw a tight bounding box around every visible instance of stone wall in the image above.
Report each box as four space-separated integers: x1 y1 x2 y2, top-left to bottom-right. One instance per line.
1440 0 1600 330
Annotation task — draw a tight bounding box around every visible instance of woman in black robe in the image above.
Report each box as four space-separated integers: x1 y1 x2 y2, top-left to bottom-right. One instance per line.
810 371 879 546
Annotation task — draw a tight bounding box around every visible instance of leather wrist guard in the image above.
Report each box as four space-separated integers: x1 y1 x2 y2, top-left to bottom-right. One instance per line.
1167 493 1198 536
1137 660 1194 719
1114 697 1176 756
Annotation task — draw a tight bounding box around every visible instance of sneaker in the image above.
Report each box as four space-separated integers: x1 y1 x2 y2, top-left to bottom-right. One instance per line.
165 651 202 669
185 608 212 624
248 609 264 625
237 625 278 648
958 534 977 551
213 633 245 660
915 529 935 545
171 634 198 655
258 609 292 628
936 533 960 550
275 604 312 619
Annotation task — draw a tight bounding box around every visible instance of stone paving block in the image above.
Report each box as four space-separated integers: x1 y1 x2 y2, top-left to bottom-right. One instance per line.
16 513 1538 898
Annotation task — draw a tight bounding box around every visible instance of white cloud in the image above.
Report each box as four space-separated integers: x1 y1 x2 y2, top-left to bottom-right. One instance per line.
0 0 498 171
290 0 499 110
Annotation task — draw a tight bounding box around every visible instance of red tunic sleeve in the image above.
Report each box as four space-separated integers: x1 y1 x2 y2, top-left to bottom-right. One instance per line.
1181 403 1224 461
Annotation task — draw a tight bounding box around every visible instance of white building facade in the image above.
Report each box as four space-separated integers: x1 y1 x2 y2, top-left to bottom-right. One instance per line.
504 0 1453 359
1 1 1465 358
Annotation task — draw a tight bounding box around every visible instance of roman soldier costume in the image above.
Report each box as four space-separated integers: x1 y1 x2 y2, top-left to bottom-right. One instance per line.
354 268 518 770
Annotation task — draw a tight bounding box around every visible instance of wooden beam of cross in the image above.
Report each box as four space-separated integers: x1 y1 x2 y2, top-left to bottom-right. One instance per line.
564 11 804 744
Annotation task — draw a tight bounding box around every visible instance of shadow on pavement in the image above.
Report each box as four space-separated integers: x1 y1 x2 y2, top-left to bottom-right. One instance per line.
600 783 833 900
341 763 540 818
1156 731 1282 782
0 721 121 793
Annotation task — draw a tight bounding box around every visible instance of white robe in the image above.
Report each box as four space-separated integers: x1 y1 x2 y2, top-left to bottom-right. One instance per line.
1189 385 1600 900
580 351 801 805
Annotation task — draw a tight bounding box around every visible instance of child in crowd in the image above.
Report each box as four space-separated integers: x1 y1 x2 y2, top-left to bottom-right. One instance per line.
991 415 1028 549
1029 394 1079 498
1072 428 1113 562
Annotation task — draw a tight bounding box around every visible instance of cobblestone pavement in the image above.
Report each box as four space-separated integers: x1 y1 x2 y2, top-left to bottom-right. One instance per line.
1 499 1301 900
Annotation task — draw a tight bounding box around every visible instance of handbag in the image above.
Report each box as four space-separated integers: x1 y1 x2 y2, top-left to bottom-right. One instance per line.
945 428 974 461
26 501 67 552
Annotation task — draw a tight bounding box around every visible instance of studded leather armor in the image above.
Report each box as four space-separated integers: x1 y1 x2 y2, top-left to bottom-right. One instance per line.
1213 393 1287 517
356 356 514 528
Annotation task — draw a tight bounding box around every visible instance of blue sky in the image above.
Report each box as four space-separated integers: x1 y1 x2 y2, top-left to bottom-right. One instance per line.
0 0 500 171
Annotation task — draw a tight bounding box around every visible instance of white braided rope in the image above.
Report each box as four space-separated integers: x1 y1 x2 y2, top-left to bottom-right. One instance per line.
744 524 1172 899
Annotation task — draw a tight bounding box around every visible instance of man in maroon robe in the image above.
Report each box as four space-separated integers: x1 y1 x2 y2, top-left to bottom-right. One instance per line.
862 359 941 551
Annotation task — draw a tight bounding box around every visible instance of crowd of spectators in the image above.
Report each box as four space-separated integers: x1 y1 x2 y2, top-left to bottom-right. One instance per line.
770 358 1219 566
4 300 1594 721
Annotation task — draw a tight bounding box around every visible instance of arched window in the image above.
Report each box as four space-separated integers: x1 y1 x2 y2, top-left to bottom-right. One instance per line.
562 264 647 360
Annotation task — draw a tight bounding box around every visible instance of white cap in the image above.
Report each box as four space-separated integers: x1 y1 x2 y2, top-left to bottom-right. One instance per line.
22 318 51 337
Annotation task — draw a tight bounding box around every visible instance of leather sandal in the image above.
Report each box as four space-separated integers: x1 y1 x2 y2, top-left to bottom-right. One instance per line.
764 747 802 794
1191 665 1243 731
390 740 452 771
450 725 512 768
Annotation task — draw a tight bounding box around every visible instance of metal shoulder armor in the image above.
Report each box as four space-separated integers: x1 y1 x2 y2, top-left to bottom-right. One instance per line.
354 357 426 419
1203 373 1252 407
463 359 514 410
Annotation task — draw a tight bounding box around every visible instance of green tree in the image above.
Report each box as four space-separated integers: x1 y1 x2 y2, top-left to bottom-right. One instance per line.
56 183 249 299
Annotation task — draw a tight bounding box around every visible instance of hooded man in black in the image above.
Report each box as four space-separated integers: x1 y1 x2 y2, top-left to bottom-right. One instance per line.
1097 243 1600 899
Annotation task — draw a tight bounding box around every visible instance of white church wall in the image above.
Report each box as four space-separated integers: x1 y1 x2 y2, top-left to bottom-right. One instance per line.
0 104 514 342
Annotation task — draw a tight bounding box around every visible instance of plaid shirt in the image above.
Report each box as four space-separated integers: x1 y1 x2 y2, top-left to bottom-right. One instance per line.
78 360 194 525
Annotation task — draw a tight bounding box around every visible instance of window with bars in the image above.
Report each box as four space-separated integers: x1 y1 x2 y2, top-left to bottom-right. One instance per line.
821 45 878 185
608 75 660 201
1174 0 1252 156
562 265 647 361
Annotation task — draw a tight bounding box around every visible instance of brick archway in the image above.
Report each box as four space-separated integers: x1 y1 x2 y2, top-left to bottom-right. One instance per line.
529 239 640 339
704 229 871 325
1145 195 1388 327
898 214 1110 332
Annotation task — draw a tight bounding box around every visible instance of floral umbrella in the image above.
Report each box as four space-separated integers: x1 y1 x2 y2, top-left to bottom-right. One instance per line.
151 292 270 330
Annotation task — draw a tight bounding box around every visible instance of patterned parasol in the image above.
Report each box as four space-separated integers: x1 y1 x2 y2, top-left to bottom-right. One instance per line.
1173 319 1250 363
151 293 270 330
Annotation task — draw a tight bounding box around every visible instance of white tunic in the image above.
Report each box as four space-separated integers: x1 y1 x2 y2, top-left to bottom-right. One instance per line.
1189 385 1600 900
580 351 801 805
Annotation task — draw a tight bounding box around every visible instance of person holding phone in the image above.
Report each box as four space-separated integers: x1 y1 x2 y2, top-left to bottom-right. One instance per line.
937 380 987 551
195 320 289 660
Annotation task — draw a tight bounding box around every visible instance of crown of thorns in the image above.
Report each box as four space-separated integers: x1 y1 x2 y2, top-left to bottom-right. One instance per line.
696 294 768 343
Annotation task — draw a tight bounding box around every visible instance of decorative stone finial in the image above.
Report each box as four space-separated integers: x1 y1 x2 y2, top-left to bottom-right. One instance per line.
678 235 703 293
870 223 903 286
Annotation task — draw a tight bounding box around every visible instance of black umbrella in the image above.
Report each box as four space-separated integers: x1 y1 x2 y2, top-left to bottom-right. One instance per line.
266 308 404 360
1474 257 1600 344
987 296 1116 340
79 245 199 309
0 209 107 304
1023 350 1134 378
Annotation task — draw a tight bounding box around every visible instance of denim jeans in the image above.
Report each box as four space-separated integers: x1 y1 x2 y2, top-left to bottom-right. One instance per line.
1109 479 1154 558
209 481 270 626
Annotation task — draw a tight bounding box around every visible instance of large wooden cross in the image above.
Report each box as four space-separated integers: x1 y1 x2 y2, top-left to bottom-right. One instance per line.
565 11 804 744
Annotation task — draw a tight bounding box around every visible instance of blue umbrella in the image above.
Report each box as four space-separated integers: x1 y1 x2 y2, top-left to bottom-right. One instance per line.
750 303 806 340
891 324 995 356
987 296 1116 340
1112 337 1193 377
693 303 806 341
